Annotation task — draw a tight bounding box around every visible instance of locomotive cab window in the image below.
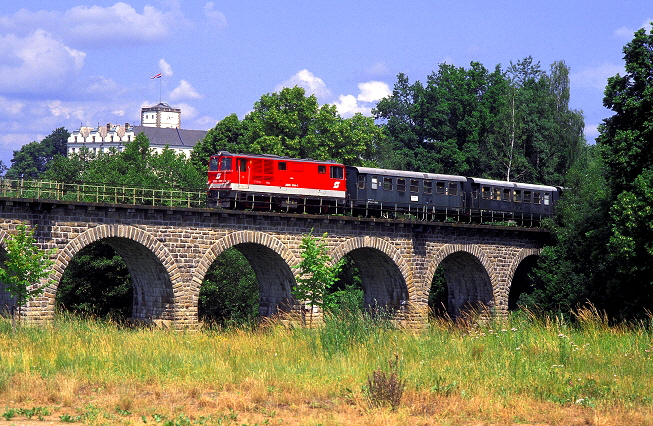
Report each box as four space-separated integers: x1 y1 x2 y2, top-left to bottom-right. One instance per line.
278 162 286 171
330 166 344 179
318 165 326 174
410 179 419 193
397 178 406 192
383 177 393 191
424 180 433 194
220 157 232 171
209 157 218 171
238 158 247 172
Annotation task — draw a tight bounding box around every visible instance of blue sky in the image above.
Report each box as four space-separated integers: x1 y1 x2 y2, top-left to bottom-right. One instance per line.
0 1 651 167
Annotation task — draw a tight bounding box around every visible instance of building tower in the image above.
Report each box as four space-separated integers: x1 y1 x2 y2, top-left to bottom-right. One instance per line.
140 102 181 128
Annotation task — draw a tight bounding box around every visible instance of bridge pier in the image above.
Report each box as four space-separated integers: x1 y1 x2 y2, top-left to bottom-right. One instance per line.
0 199 550 328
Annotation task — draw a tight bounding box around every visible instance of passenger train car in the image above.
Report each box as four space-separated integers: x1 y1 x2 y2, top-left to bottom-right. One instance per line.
207 151 560 224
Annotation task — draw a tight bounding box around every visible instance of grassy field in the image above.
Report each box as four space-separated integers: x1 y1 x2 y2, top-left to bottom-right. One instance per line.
1 308 652 425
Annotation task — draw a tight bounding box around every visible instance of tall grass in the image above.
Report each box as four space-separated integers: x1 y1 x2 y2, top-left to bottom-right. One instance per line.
1 308 652 424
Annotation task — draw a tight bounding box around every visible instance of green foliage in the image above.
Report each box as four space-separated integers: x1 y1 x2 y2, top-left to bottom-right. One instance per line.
55 241 132 320
375 59 585 185
531 26 653 320
428 266 448 317
0 225 55 318
292 231 344 323
6 127 69 178
43 133 205 190
191 87 386 171
198 248 259 326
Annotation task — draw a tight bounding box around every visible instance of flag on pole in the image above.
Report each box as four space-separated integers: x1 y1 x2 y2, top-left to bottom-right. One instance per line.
151 73 162 79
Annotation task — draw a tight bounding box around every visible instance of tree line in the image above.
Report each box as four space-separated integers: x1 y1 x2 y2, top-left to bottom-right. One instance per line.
2 26 652 322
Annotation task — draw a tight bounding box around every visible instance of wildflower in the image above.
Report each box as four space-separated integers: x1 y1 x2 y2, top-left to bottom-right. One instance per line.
511 328 517 332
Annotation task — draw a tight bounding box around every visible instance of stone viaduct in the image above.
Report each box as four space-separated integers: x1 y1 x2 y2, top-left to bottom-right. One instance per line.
0 197 551 327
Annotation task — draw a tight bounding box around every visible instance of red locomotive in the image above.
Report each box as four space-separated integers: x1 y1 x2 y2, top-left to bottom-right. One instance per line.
207 151 347 211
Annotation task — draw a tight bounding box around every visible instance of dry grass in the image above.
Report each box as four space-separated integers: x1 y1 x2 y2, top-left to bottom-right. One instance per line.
1 310 652 425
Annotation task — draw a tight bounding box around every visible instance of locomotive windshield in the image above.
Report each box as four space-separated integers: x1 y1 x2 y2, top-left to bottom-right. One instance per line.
219 157 233 171
209 157 219 171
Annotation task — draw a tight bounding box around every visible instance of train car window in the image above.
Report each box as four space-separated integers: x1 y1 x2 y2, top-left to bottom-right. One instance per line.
533 192 541 205
238 159 247 172
503 188 511 202
318 165 326 174
397 178 406 192
424 180 433 194
482 186 491 200
357 175 366 189
330 166 344 179
524 191 532 203
543 192 550 205
278 162 286 171
448 182 458 196
410 179 419 193
513 190 522 203
492 187 501 201
371 176 378 190
219 157 232 171
209 157 219 171
436 182 445 195
383 177 393 191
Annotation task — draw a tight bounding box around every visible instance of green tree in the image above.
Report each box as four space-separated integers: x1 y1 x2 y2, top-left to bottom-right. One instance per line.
292 231 344 325
6 127 69 178
0 224 55 326
191 87 386 171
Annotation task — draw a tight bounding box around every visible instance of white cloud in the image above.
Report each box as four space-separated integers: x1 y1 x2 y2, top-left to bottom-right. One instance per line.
159 59 174 77
570 64 624 90
614 19 653 39
334 81 391 118
0 30 85 96
356 81 391 103
333 94 371 117
0 3 183 48
0 97 25 116
275 69 332 101
204 2 227 30
169 80 203 101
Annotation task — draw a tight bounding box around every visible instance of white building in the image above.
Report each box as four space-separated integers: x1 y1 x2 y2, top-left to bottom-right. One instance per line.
67 102 207 157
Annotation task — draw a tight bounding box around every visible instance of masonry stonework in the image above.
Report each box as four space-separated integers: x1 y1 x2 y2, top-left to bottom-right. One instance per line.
0 198 550 328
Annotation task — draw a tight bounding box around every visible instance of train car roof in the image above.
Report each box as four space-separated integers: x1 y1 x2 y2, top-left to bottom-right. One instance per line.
212 151 342 165
470 177 557 192
349 166 467 182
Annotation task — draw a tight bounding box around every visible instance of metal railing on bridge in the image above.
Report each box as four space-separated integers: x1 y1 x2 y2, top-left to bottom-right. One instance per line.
0 178 205 208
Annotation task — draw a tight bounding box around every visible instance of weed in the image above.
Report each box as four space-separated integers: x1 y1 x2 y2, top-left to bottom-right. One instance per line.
60 413 83 422
365 353 406 410
1 408 16 420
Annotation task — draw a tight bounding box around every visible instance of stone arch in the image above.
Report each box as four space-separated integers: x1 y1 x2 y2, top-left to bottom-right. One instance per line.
426 244 495 318
506 247 541 311
193 231 298 318
331 236 413 314
50 225 181 323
